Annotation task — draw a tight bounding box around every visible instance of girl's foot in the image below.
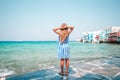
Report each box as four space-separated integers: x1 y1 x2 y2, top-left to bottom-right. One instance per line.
65 72 68 76
59 72 64 76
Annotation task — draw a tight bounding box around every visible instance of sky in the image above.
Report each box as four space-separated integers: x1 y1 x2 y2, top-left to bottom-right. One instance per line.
0 0 120 41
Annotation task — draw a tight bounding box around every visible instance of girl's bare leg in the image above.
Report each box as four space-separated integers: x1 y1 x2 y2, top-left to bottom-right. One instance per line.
65 59 69 75
60 59 64 73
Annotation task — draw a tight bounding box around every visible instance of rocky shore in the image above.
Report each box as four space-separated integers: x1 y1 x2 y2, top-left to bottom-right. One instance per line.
6 57 120 80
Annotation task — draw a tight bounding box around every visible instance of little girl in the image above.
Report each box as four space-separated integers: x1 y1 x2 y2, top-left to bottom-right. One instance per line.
53 23 74 76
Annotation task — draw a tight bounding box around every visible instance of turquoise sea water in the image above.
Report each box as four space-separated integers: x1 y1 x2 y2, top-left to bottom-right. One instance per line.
0 41 120 76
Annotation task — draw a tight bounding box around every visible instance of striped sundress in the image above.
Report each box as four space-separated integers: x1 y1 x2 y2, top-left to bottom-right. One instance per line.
57 36 70 59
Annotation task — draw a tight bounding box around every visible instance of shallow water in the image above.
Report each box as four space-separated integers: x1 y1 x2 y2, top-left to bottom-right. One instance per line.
0 41 120 75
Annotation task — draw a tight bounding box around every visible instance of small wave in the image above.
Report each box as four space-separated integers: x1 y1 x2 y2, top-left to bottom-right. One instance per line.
0 69 15 77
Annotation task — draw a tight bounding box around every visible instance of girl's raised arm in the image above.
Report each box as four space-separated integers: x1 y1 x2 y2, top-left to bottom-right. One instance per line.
68 26 74 34
53 27 61 35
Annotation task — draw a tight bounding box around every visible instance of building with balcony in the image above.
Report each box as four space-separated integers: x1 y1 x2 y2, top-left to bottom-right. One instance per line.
108 32 120 43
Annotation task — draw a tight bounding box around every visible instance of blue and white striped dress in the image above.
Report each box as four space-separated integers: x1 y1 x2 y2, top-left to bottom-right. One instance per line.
57 36 70 59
